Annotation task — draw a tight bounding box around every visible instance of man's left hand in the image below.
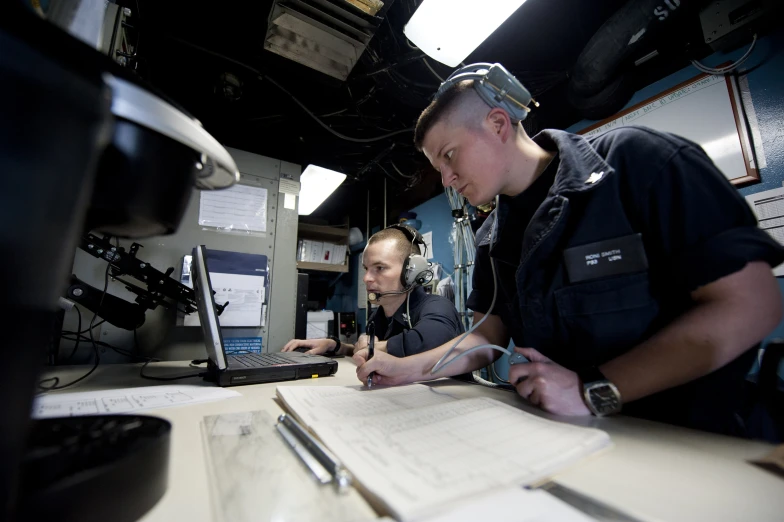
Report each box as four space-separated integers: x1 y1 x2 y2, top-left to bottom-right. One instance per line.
508 347 590 416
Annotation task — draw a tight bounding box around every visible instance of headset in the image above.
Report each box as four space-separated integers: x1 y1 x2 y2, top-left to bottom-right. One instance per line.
436 63 536 123
367 223 434 302
388 223 433 288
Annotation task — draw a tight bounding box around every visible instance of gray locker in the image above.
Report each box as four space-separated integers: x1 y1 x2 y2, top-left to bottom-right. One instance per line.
65 147 300 362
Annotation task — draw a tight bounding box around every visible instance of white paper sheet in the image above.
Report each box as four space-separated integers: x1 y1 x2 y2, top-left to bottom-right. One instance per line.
746 188 784 276
277 384 458 427
422 230 434 260
211 273 264 327
284 193 296 210
308 396 611 521
185 273 264 327
199 184 268 233
421 488 597 522
181 254 266 327
278 179 301 195
33 385 240 419
306 322 331 338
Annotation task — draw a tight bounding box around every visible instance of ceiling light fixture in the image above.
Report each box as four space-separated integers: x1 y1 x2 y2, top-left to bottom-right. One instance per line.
404 0 528 67
298 165 347 216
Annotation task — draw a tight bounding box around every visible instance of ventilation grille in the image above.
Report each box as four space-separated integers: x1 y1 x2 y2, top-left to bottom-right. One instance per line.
265 0 388 81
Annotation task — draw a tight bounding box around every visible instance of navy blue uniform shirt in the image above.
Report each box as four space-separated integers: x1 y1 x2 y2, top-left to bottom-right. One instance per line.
468 127 784 436
369 286 463 357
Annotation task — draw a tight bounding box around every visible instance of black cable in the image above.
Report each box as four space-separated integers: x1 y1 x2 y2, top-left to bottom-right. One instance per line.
140 359 205 381
59 332 203 381
38 238 116 391
64 305 82 361
158 34 413 143
263 76 413 143
390 161 416 179
39 332 100 391
60 334 136 358
63 316 106 361
133 326 205 381
62 317 106 338
79 318 106 334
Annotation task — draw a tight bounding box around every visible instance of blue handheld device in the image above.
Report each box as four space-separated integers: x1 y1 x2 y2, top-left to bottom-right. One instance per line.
509 352 530 365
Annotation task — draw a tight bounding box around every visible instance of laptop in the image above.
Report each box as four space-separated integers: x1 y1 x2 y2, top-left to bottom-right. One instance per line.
191 245 338 387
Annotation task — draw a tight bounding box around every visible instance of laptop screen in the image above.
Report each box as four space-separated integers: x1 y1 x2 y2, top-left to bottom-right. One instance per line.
192 245 228 370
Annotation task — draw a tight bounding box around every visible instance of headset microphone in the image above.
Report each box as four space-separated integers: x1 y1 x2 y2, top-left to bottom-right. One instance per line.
367 289 409 302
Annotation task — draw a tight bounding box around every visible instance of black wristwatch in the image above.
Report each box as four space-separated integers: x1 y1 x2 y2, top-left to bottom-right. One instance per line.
577 367 622 417
326 336 341 356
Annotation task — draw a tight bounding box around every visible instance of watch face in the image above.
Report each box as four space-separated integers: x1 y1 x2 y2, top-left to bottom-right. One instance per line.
585 381 622 416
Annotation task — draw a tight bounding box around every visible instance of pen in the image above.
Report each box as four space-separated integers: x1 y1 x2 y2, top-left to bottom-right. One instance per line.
277 413 352 491
367 322 375 387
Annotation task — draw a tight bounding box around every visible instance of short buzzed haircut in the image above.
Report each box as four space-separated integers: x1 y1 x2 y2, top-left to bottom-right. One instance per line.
367 227 421 263
414 80 477 151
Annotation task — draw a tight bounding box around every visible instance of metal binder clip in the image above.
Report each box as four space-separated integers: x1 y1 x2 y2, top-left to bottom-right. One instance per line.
276 413 353 492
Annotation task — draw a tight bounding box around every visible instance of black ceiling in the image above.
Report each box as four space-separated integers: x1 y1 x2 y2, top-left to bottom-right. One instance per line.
125 0 726 230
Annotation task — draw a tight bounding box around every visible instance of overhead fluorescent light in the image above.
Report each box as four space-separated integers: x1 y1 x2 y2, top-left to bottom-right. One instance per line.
404 0 528 67
298 165 347 216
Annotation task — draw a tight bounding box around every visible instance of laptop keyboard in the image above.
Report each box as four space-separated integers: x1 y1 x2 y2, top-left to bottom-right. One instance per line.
230 353 300 368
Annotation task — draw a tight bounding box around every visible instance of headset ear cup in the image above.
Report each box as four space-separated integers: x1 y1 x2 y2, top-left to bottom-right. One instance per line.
401 256 412 287
406 255 432 287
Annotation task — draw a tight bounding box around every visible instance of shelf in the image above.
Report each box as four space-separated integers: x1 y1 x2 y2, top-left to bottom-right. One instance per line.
297 223 349 242
297 261 349 273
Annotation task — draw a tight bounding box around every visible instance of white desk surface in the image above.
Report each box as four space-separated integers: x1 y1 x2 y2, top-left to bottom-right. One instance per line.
39 359 783 522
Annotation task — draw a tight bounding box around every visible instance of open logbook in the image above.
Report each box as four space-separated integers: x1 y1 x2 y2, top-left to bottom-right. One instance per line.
276 384 611 521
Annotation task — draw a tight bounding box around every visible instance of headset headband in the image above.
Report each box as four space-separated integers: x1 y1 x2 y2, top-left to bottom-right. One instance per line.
386 223 424 249
436 63 534 123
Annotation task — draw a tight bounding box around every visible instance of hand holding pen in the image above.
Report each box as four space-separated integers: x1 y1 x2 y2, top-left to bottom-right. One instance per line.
366 322 375 387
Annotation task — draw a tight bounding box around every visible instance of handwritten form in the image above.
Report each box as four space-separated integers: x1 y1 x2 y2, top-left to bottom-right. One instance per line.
33 385 240 418
199 184 268 233
276 384 458 426
303 396 610 521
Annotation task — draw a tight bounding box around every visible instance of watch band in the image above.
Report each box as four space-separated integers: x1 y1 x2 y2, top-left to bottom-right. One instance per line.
578 366 622 417
577 366 606 386
326 336 341 356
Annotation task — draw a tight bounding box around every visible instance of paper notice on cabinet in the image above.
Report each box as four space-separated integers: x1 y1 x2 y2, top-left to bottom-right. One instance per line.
746 188 784 276
199 184 268 233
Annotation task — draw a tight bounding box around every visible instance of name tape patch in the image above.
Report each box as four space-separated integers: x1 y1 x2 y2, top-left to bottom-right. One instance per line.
563 233 648 283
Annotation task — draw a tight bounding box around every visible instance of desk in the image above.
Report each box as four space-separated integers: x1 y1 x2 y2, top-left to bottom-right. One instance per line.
40 360 783 521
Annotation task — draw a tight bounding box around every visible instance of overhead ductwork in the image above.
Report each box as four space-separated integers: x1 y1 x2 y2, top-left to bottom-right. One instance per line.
567 0 688 120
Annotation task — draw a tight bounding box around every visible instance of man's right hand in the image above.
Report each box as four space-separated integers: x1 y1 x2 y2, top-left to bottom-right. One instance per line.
282 338 336 355
353 349 422 386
